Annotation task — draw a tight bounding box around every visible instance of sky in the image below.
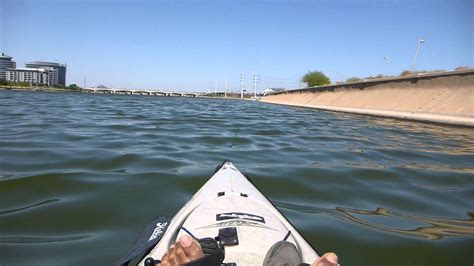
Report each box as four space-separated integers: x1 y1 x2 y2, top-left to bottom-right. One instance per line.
1 0 472 91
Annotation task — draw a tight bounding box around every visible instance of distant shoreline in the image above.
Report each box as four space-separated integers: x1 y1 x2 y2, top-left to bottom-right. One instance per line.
1 86 80 93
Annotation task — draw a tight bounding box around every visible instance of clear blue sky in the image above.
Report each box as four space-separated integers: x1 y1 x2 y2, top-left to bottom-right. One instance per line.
1 0 472 91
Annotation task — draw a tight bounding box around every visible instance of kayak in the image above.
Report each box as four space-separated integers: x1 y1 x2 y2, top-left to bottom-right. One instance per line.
118 161 319 265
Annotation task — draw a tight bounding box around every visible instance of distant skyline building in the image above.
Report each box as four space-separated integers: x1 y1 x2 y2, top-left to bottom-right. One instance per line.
0 53 16 80
7 67 58 86
26 61 66 86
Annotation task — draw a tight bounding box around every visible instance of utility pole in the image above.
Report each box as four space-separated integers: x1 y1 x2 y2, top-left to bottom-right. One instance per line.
412 37 425 71
252 74 259 97
215 80 217 96
240 73 245 99
84 76 86 89
224 77 228 98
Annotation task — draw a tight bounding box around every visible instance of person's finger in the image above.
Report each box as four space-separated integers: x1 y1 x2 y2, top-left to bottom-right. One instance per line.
313 252 339 266
160 252 170 266
179 235 204 260
175 242 191 264
167 245 180 266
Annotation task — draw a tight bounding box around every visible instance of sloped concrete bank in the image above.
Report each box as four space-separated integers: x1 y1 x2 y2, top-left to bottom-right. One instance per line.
261 70 474 126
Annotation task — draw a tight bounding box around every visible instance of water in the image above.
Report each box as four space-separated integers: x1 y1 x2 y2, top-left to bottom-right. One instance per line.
0 89 473 265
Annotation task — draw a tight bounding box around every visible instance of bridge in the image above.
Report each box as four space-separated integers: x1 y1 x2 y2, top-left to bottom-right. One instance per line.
81 88 201 97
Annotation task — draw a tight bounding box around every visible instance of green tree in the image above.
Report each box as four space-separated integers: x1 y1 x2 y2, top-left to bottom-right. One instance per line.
346 77 362 83
67 84 82 90
302 71 331 87
18 82 30 87
364 74 385 80
400 70 414 76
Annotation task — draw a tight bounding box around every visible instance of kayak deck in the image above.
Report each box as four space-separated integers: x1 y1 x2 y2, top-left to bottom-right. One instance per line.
140 161 319 265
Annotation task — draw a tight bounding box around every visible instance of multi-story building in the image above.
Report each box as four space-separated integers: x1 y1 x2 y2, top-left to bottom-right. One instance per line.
6 67 58 86
26 61 66 86
0 53 16 80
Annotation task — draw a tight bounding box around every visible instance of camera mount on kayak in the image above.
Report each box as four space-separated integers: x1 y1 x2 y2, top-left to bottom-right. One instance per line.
218 227 239 247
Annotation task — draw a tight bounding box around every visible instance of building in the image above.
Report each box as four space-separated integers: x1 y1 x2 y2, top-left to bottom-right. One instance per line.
0 53 16 80
2 54 66 86
6 67 58 86
26 61 66 86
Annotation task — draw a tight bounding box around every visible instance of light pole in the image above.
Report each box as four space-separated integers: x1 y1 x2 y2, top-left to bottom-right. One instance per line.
384 56 390 76
240 73 245 99
224 77 227 98
412 37 425 71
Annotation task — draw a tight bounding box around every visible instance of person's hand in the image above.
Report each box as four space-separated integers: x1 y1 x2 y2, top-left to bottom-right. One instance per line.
159 235 204 266
313 252 339 266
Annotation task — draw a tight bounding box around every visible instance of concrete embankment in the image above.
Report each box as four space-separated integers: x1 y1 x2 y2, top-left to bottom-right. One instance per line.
261 70 474 126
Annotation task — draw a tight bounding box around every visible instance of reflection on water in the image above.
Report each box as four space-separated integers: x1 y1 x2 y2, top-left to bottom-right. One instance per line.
311 158 474 173
334 207 474 240
0 89 473 265
276 201 474 241
364 114 474 155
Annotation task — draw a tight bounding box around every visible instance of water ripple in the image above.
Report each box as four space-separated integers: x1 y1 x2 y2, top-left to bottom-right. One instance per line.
0 199 60 216
276 201 474 240
0 235 90 244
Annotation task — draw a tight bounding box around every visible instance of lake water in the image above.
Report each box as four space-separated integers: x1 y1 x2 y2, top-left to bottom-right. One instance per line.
0 89 473 265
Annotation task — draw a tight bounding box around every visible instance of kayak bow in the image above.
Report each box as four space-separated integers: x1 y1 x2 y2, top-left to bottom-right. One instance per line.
133 161 319 265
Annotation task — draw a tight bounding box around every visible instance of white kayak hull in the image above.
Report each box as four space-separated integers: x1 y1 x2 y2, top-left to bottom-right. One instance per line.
140 161 319 265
